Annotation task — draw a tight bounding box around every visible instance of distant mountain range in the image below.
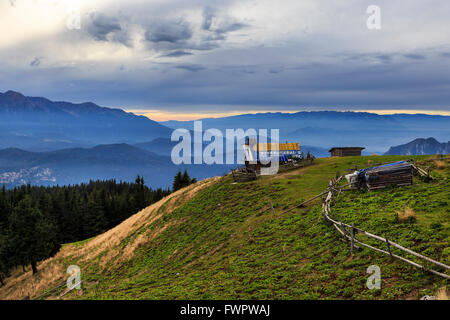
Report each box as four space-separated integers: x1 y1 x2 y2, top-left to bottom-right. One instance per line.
384 138 450 155
1 90 449 188
0 90 171 150
135 137 329 158
161 112 450 153
1 90 448 154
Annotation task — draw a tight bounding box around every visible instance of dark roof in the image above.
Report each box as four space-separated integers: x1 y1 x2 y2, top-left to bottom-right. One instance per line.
364 161 412 174
328 147 365 152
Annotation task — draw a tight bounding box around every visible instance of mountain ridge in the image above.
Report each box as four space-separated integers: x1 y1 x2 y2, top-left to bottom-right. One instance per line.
0 143 232 188
160 111 450 152
385 137 450 155
0 90 172 150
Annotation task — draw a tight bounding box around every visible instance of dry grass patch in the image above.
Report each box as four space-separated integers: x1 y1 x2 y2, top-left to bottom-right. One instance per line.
121 217 188 263
396 207 416 223
0 260 65 300
434 160 446 169
436 286 449 300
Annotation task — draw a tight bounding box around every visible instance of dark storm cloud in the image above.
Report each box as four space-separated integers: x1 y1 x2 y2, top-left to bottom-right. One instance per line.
88 13 121 40
341 52 430 64
145 20 193 43
269 67 283 74
202 7 214 31
403 53 426 60
143 16 229 54
376 54 393 63
87 13 131 47
2 0 449 114
214 22 248 34
201 7 249 41
161 50 193 57
174 64 207 72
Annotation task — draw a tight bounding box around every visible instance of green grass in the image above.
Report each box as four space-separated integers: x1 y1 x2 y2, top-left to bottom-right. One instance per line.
59 155 450 299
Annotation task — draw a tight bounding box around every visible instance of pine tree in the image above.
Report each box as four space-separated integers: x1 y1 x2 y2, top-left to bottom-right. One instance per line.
134 175 145 210
0 186 9 230
173 171 196 192
0 233 10 286
172 171 183 192
7 196 60 274
182 170 191 188
0 178 174 277
83 192 107 237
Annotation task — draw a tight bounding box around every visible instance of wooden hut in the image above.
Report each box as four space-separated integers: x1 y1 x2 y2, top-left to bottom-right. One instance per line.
345 161 414 190
329 147 365 157
364 161 413 190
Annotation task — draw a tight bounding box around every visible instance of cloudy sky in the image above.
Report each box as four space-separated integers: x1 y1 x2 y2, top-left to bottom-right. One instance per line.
1 0 450 120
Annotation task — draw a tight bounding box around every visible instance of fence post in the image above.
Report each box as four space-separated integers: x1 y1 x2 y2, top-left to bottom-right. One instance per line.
351 223 355 255
386 236 393 260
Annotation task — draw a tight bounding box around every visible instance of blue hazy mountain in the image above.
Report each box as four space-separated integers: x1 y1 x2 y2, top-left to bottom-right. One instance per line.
2 90 448 188
0 143 232 189
384 137 450 155
135 137 329 158
0 90 171 150
161 112 450 153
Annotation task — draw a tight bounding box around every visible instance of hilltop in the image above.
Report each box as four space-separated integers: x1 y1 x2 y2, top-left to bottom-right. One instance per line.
0 155 448 300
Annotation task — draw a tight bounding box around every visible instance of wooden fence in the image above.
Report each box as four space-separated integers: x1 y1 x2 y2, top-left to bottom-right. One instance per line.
321 175 450 279
259 162 449 279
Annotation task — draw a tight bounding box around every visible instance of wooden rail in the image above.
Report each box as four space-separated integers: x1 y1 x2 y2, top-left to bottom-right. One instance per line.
322 177 450 279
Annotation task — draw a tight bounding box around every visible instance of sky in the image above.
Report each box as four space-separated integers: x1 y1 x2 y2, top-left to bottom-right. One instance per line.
1 0 450 121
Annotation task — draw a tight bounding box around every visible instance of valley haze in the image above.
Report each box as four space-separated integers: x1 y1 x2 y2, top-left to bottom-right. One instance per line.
0 90 449 189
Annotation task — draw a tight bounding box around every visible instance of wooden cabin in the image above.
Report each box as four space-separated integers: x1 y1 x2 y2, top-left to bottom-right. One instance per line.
233 139 314 182
365 162 413 190
242 139 301 171
329 147 365 157
347 161 413 190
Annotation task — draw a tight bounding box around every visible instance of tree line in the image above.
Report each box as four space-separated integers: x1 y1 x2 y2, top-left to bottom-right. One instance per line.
0 171 196 285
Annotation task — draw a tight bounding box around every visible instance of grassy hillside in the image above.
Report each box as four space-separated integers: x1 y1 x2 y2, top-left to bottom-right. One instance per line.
0 155 448 300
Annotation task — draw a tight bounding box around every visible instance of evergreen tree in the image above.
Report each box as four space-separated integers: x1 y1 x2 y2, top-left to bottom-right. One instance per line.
181 170 191 187
0 186 9 230
0 178 171 282
173 171 196 192
172 171 184 192
0 233 10 286
7 196 60 274
83 192 107 237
